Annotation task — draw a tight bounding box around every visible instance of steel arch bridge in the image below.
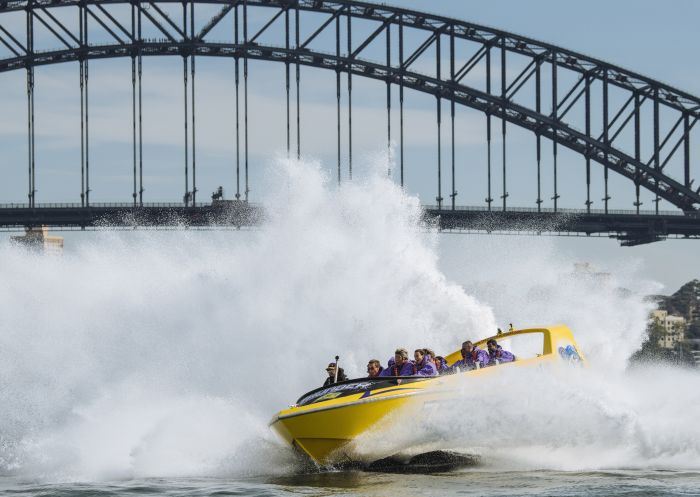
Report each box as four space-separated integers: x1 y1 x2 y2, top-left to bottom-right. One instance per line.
0 0 699 244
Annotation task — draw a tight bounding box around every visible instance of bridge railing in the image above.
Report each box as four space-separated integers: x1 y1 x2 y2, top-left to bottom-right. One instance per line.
0 202 694 219
423 205 690 217
0 202 258 209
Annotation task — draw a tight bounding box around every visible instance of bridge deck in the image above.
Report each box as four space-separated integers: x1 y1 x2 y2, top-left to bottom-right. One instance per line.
0 203 697 246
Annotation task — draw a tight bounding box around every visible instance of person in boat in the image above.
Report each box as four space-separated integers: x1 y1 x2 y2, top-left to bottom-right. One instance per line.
413 349 438 376
449 340 489 371
486 338 515 365
379 348 416 376
367 359 383 378
323 362 347 387
434 355 450 374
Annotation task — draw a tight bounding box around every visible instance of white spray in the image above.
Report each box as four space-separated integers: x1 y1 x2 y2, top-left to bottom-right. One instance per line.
0 155 696 480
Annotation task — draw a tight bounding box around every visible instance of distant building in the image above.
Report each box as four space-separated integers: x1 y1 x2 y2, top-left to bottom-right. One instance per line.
651 309 686 349
11 226 64 255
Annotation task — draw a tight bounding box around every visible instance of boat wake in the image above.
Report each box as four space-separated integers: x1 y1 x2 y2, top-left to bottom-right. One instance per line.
0 154 697 480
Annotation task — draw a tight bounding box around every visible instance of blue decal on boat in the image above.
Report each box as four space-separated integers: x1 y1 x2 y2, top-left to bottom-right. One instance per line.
558 344 581 363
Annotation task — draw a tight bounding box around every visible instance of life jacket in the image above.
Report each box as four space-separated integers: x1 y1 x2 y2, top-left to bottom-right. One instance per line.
468 349 480 364
458 349 482 369
391 361 416 376
490 346 515 363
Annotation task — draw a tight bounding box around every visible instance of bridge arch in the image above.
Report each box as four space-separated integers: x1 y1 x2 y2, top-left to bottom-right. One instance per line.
0 0 698 212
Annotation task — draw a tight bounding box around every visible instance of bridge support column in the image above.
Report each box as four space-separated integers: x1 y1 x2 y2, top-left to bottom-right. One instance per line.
131 54 137 207
535 63 542 212
501 37 508 211
191 0 197 206
294 1 300 163
436 32 442 210
130 3 137 206
26 9 35 208
285 6 290 161
485 45 493 211
684 112 691 189
602 69 611 214
235 3 240 200
399 15 404 188
244 0 249 200
137 3 143 206
450 26 456 210
347 10 352 180
551 55 558 212
386 22 391 178
80 3 91 206
182 2 189 206
585 74 592 213
336 15 341 185
653 88 660 214
634 91 641 214
26 65 35 208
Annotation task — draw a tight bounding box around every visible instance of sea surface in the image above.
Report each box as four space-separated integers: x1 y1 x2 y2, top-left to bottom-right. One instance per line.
1 470 699 497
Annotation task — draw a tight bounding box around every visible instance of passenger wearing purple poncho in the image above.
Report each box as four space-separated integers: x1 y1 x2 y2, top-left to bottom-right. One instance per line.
434 356 450 374
449 340 489 371
379 348 416 376
413 349 438 376
486 338 515 365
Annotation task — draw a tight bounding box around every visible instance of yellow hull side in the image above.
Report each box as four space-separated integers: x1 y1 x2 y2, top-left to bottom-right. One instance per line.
271 394 416 464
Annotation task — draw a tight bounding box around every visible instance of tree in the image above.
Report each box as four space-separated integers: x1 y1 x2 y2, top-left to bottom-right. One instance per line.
629 319 674 364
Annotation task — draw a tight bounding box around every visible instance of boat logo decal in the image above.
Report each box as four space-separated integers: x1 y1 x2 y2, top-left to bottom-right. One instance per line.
299 381 375 405
558 344 582 363
360 387 419 399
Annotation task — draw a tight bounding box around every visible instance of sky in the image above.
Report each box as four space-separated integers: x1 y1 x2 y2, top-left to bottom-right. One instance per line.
0 0 698 291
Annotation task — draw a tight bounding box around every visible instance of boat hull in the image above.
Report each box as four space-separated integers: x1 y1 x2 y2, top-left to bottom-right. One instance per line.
271 393 417 464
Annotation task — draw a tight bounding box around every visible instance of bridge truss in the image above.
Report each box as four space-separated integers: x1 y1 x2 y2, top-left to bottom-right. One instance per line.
0 0 698 243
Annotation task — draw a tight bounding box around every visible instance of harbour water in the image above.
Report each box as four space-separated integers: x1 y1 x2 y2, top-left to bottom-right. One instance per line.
1 470 699 497
0 158 698 494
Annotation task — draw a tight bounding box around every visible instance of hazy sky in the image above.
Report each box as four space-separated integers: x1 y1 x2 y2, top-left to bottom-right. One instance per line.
0 0 697 291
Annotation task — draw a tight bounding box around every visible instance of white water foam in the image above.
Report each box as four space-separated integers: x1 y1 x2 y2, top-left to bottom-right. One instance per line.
0 155 697 480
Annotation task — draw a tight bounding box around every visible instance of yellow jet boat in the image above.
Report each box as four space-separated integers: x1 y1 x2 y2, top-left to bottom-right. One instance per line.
270 325 584 466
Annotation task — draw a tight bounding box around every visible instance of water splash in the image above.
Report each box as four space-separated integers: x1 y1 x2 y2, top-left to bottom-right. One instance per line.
0 155 696 480
0 156 494 480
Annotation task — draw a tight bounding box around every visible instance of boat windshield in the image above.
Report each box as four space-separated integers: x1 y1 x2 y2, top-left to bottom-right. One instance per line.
296 376 433 407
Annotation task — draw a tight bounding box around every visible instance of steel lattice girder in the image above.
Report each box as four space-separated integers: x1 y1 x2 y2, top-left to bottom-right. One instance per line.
0 0 698 212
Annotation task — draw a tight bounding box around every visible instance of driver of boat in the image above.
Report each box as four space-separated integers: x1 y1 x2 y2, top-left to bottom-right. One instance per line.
379 348 416 377
486 338 515 365
413 349 438 376
367 359 383 378
449 340 490 371
323 362 348 387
